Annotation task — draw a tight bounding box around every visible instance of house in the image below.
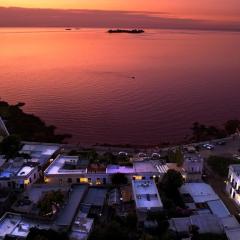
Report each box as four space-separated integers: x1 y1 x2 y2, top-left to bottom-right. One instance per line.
132 179 163 214
183 153 203 182
44 156 169 185
0 158 40 190
226 164 240 206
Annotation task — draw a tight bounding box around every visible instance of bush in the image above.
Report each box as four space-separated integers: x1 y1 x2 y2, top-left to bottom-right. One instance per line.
207 156 239 177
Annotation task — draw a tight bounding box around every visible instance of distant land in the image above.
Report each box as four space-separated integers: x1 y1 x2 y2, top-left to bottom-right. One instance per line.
108 29 144 34
0 7 240 32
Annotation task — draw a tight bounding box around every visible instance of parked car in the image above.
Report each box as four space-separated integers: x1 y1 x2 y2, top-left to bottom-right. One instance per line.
151 153 161 159
233 154 240 160
216 141 226 146
118 151 128 156
202 143 214 150
138 152 147 158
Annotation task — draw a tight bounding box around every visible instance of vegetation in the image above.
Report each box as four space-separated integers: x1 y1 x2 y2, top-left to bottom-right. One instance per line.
145 212 169 238
37 190 64 216
68 149 132 165
161 170 184 195
111 173 128 185
26 228 69 240
0 100 71 143
0 135 21 159
89 221 129 240
190 122 226 142
191 232 227 240
167 148 184 166
224 119 240 135
158 170 186 217
207 155 240 177
190 119 240 142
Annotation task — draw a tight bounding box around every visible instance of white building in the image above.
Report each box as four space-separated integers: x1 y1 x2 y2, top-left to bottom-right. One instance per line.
183 153 203 182
132 179 163 213
226 164 240 206
0 159 40 189
44 155 169 185
0 213 50 240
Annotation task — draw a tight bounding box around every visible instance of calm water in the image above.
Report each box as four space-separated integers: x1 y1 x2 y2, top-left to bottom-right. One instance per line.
1 28 240 145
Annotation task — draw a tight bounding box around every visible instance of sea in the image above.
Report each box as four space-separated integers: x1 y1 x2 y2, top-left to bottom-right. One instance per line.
1 28 240 145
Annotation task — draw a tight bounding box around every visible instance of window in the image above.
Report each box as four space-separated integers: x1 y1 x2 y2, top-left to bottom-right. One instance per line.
59 179 63 184
76 178 80 183
34 173 36 179
68 178 72 183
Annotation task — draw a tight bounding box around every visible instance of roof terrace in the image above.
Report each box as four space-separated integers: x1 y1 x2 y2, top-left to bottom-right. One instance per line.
132 179 163 210
45 155 87 175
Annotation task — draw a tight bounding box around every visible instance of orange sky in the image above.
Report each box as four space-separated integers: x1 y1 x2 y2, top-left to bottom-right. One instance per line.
1 0 240 21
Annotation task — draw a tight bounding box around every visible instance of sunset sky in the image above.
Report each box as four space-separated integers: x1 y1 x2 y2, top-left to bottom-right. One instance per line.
0 0 240 29
1 0 240 20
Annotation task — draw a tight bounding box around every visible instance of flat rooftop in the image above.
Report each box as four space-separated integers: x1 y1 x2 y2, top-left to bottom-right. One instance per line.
0 213 49 239
180 183 219 203
17 165 35 177
82 188 108 207
132 179 163 209
106 165 134 174
207 199 230 218
71 212 94 240
20 143 60 165
25 184 70 203
184 153 203 162
133 160 168 174
55 185 87 226
169 214 223 234
230 164 240 176
45 155 87 175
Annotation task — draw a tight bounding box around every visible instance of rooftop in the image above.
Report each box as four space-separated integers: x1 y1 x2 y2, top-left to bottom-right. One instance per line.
82 187 108 207
106 165 134 174
0 213 49 239
207 199 230 218
180 183 219 203
169 214 223 234
55 185 87 226
132 179 163 210
70 212 94 240
184 153 203 163
0 117 9 138
133 160 168 174
230 164 240 176
17 165 35 177
225 228 240 240
45 155 87 175
20 143 60 166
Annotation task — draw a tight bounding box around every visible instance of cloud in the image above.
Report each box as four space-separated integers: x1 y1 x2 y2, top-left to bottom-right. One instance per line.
0 7 239 31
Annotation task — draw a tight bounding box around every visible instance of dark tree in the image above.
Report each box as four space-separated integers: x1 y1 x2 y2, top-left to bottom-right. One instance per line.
111 173 128 185
161 170 184 193
26 228 69 240
0 135 21 159
224 119 240 135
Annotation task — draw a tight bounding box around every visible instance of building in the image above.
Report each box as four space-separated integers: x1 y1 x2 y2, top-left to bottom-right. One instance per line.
0 212 50 240
226 164 240 206
0 117 9 141
44 156 169 185
20 142 61 166
0 158 40 189
169 214 223 235
183 153 203 182
132 179 163 213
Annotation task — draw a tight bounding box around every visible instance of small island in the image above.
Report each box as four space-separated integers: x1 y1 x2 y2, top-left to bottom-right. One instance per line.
108 29 145 34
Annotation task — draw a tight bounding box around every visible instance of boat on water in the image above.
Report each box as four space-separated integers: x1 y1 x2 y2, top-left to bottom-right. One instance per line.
108 29 144 34
65 28 72 31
